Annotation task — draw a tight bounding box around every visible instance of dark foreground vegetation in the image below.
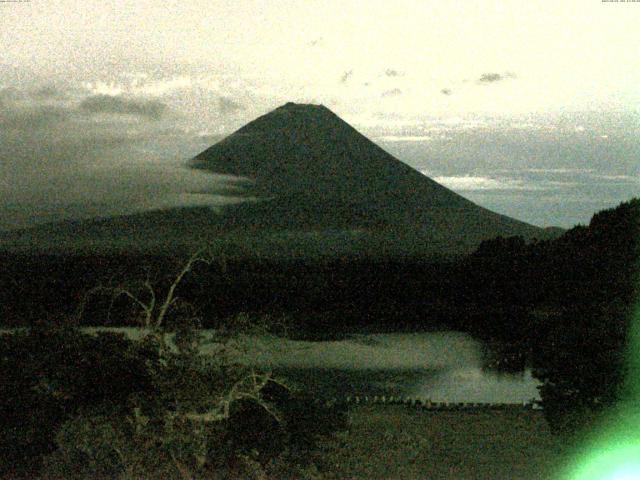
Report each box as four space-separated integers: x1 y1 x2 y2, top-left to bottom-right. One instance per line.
466 198 640 434
0 325 565 479
1 250 350 478
0 198 638 476
0 322 348 479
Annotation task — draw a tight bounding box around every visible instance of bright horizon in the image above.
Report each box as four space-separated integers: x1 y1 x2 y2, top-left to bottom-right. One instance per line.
1 0 639 229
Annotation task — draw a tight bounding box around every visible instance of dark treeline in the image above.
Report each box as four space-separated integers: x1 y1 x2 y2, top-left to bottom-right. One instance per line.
462 198 639 431
1 198 638 433
461 197 639 345
0 250 467 334
1 199 637 342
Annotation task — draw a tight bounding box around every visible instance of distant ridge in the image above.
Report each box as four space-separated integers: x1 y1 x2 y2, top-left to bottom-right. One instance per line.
0 102 554 256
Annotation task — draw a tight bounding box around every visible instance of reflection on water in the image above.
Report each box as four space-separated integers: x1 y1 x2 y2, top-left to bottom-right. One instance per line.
408 366 540 403
85 328 542 403
239 331 482 370
271 367 440 399
240 332 541 403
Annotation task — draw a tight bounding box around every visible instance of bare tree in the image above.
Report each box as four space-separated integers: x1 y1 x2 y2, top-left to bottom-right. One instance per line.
76 247 216 347
71 247 287 478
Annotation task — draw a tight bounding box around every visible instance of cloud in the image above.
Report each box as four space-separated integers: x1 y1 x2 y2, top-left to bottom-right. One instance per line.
521 168 594 174
79 94 167 119
217 96 244 115
411 366 540 403
384 68 403 77
0 94 153 181
0 86 20 102
477 72 517 84
83 76 193 97
378 135 433 142
429 170 636 194
0 104 71 130
83 81 124 96
131 76 193 96
340 70 353 83
0 84 68 101
0 83 249 230
590 174 640 184
381 88 402 97
441 88 452 96
478 73 504 83
31 85 66 99
431 175 535 191
240 332 483 370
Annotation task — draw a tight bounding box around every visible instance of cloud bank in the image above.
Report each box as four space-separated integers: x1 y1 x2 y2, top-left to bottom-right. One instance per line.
79 94 167 119
432 175 533 191
0 81 253 230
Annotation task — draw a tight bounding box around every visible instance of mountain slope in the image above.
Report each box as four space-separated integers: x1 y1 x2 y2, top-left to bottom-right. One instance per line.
190 102 544 242
0 102 551 256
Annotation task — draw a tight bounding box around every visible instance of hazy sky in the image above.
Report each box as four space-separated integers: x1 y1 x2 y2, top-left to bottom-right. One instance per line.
1 0 639 229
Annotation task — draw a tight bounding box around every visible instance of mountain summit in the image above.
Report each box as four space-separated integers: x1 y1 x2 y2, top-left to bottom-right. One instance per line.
189 102 545 248
0 102 551 256
191 102 456 203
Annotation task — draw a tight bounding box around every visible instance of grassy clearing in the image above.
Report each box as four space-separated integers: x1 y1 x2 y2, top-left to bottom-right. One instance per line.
319 405 570 480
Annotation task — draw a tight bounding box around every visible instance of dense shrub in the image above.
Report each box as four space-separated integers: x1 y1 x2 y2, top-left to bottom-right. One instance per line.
532 308 630 433
29 323 347 479
0 317 347 478
1 246 347 478
460 198 639 433
531 199 640 433
0 324 156 478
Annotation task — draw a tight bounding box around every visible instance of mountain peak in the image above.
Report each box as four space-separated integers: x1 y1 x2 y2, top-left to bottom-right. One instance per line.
185 102 542 248
214 101 339 140
190 101 401 198
279 101 326 110
264 101 337 123
189 102 544 247
1 102 549 255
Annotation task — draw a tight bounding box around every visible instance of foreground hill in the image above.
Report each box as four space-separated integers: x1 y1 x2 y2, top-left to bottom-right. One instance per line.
0 102 553 257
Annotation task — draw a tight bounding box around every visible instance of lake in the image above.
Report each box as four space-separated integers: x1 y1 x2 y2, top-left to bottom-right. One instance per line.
7 327 539 404
202 330 541 403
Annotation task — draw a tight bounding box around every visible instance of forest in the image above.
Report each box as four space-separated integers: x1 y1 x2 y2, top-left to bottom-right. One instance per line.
0 198 638 477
